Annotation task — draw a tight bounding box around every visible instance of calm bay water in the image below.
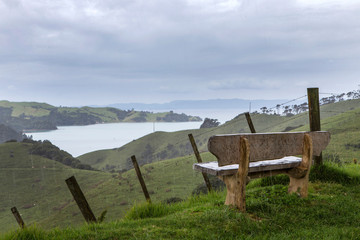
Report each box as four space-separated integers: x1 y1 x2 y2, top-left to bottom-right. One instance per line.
27 108 245 157
28 122 202 157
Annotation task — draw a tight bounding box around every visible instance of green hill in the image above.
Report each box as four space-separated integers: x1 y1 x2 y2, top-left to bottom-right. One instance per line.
0 141 214 233
79 99 360 172
78 114 287 171
3 163 360 239
296 105 360 163
2 98 360 237
0 101 201 132
0 124 24 143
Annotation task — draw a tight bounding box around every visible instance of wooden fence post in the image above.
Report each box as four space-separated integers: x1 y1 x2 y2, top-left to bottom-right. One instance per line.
131 155 151 202
307 88 323 165
245 112 256 133
188 133 212 192
11 207 25 229
65 176 97 223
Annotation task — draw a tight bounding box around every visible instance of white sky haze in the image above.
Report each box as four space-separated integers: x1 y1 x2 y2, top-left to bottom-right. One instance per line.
0 0 360 106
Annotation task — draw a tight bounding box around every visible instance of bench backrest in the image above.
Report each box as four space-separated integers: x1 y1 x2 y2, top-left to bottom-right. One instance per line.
208 131 330 166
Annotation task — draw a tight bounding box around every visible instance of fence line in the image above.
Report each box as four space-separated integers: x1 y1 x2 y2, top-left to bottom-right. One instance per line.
266 95 308 111
5 89 360 231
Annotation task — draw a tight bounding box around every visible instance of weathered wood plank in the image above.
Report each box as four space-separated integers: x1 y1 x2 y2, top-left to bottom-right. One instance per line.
193 156 302 176
208 131 330 166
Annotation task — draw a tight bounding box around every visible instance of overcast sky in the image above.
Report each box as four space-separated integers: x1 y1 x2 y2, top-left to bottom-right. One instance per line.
1 0 360 106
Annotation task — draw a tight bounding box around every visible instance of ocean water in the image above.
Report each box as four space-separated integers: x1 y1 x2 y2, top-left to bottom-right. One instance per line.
28 122 202 157
27 108 246 157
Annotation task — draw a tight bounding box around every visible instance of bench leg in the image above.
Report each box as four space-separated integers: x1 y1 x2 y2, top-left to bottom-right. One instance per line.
220 137 250 212
287 134 313 197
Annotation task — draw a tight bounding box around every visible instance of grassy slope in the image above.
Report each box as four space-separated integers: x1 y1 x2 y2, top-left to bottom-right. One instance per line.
1 99 360 238
0 142 217 233
3 164 360 239
0 101 54 118
296 106 360 163
78 129 209 170
78 114 286 171
0 101 201 126
79 99 360 171
57 107 119 123
0 142 116 232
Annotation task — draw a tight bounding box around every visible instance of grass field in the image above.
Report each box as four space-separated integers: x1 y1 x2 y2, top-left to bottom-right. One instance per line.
2 163 360 239
0 142 215 233
0 101 54 118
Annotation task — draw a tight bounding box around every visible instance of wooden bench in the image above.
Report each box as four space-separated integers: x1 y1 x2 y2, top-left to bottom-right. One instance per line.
193 131 330 212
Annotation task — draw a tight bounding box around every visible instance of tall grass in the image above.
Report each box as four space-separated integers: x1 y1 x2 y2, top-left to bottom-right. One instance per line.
125 202 171 220
3 169 360 240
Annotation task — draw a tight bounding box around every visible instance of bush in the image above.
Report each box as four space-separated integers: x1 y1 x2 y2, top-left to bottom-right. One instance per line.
200 118 220 128
26 139 94 170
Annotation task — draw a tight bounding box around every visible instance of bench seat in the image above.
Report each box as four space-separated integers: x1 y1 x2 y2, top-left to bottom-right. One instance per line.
191 131 330 212
194 156 302 176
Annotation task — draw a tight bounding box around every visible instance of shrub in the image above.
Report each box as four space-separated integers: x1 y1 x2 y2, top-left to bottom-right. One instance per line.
200 118 220 128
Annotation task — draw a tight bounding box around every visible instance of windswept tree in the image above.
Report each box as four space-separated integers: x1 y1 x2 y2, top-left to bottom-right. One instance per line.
200 118 220 128
260 107 268 114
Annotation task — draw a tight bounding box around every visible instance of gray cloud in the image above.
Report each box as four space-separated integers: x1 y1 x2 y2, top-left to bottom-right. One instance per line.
0 0 360 105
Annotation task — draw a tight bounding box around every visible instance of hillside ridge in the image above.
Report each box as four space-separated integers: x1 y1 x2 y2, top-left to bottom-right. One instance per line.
0 100 201 133
79 98 360 172
2 98 360 233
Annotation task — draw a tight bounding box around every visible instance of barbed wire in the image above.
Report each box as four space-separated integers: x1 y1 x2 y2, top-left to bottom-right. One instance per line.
146 94 312 160
257 112 307 133
147 105 313 160
147 114 248 159
266 95 308 111
193 113 247 137
322 111 360 115
7 92 360 225
319 92 339 95
322 110 346 114
144 92 359 164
